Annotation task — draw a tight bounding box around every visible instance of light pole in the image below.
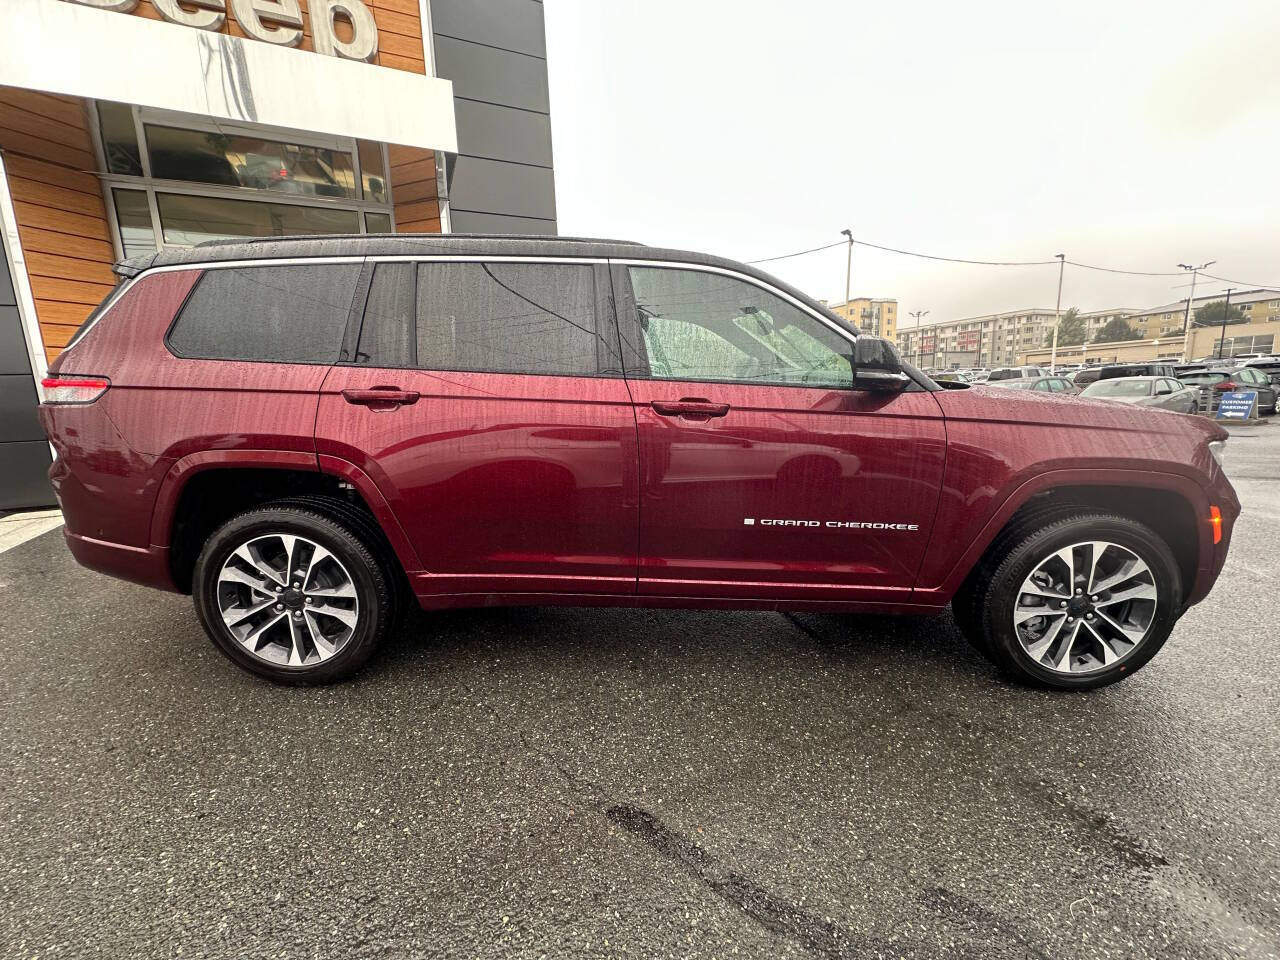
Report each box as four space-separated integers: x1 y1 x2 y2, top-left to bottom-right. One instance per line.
841 228 853 319
1217 288 1234 359
909 310 929 365
1049 253 1065 370
1178 260 1215 362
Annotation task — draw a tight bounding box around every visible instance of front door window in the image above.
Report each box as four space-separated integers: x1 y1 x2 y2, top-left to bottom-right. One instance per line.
628 267 853 388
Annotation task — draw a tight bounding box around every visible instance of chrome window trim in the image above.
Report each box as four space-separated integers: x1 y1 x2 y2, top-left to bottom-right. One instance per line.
87 254 862 357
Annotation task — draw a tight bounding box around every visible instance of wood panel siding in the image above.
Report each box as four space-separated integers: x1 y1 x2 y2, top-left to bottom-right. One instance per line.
390 147 441 233
0 88 113 366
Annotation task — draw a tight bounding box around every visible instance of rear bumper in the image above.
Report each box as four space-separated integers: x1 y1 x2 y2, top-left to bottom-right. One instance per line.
64 529 179 593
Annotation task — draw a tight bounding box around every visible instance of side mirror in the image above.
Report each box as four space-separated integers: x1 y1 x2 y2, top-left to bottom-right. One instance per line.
850 336 909 392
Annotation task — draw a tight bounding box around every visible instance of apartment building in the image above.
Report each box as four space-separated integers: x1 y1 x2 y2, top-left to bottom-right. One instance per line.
896 309 1056 368
1127 289 1280 340
1080 308 1139 340
828 297 897 341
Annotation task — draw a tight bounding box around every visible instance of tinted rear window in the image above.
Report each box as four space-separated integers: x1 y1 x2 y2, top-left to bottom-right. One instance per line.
415 262 600 376
168 264 360 363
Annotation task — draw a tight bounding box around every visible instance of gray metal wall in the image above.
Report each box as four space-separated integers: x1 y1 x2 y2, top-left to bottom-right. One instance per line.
431 0 557 234
0 232 53 509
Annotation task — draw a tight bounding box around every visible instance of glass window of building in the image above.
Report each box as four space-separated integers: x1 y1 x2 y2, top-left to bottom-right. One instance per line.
94 104 395 257
111 189 155 258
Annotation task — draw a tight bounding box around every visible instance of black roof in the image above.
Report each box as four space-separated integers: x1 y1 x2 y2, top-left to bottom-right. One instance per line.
118 233 857 332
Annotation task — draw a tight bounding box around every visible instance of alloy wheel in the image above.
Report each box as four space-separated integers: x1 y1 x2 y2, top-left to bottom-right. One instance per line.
1011 540 1158 675
216 533 359 667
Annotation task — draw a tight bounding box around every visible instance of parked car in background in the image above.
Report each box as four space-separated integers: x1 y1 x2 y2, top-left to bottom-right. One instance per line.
983 376 1079 394
1081 376 1198 413
988 365 1048 381
967 369 990 383
1073 367 1104 386
1241 358 1280 387
1178 366 1278 415
932 371 970 385
1097 363 1178 381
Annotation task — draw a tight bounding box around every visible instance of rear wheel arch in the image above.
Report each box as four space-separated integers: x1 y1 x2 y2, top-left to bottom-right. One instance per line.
162 462 412 596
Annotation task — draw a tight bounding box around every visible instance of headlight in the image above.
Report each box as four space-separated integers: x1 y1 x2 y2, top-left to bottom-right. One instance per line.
1208 440 1226 468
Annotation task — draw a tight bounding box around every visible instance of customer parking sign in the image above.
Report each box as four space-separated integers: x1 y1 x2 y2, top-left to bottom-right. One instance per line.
1216 391 1258 420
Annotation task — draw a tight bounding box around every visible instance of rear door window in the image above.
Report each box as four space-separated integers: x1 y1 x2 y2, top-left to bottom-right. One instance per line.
415 262 602 376
168 263 361 363
355 262 415 367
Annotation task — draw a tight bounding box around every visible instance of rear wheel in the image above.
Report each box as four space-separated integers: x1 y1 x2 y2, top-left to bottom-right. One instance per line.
977 513 1182 690
193 504 395 684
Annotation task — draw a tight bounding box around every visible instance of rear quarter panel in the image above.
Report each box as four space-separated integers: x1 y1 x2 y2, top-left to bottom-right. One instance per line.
44 269 329 548
917 387 1227 603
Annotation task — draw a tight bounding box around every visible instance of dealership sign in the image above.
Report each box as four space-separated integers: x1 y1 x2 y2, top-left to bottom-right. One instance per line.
63 0 379 62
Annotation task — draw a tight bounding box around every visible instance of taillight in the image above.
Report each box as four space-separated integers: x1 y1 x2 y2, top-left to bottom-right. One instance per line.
41 375 110 404
1213 381 1236 391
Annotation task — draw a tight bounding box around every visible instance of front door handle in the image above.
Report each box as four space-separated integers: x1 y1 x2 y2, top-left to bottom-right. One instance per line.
651 398 730 420
342 386 420 409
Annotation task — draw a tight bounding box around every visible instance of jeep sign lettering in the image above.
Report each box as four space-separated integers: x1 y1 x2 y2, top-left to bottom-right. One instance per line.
62 0 378 62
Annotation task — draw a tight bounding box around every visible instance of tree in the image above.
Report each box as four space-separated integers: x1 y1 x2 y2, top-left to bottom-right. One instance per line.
1093 317 1138 343
1044 307 1086 347
1193 300 1246 328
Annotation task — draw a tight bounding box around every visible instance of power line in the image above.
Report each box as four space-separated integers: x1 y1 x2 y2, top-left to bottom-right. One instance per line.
745 234 1239 279
745 241 844 264
852 238 1056 267
1064 260 1182 277
1201 271 1280 291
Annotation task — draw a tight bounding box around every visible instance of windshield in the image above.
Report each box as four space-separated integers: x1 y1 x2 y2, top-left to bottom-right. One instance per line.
1083 379 1153 397
988 369 1021 381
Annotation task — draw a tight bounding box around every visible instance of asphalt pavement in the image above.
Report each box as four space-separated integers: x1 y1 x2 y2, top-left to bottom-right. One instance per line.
1 428 1278 960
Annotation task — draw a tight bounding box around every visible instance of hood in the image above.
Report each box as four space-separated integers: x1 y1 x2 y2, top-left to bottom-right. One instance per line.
948 383 1226 442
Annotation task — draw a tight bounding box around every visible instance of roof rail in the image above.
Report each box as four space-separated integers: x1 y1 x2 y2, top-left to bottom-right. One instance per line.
194 232 643 248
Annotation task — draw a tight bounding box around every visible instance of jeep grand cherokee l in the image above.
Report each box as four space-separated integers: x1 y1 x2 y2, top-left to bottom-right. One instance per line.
39 235 1238 690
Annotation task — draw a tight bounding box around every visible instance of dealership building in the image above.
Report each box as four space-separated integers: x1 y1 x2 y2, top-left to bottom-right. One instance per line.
0 0 555 508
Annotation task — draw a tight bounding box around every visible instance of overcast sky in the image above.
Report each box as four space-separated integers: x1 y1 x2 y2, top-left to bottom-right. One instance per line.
543 0 1280 327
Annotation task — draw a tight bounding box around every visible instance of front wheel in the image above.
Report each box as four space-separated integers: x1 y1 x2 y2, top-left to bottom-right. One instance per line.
977 513 1182 690
192 504 396 684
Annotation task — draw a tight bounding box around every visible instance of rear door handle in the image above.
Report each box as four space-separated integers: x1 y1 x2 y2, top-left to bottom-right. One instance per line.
342 387 420 408
651 398 730 420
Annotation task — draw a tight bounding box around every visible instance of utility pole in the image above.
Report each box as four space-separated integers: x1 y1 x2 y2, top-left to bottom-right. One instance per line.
1217 288 1233 360
1049 253 1065 370
1178 260 1215 362
841 229 853 322
909 310 929 366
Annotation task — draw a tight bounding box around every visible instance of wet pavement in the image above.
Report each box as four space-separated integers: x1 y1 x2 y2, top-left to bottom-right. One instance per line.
1 428 1278 959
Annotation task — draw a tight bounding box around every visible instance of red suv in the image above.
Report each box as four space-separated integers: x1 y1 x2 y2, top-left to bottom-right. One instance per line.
39 236 1238 689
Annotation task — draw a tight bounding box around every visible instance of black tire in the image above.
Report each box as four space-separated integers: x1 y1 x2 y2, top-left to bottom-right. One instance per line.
193 504 396 684
263 494 412 630
950 576 991 659
977 512 1182 691
950 499 1086 662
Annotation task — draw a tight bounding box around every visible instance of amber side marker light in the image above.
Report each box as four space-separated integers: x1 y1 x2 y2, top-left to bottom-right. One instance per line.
1209 506 1222 545
41 376 110 404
